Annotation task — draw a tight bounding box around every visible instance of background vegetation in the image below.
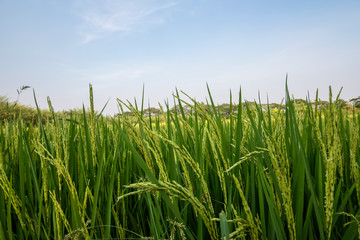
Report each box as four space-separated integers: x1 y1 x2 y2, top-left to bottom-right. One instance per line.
0 85 359 239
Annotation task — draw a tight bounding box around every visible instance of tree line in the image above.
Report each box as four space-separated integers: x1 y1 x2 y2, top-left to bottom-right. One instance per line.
1 94 359 124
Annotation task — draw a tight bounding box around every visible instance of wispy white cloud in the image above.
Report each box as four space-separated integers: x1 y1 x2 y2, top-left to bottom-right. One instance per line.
74 0 179 44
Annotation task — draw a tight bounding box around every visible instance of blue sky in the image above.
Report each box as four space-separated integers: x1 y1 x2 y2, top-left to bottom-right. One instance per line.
1 0 359 114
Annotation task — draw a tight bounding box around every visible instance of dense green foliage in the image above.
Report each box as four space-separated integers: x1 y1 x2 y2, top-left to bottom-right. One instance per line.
350 97 360 108
0 85 359 239
0 95 94 125
0 96 39 124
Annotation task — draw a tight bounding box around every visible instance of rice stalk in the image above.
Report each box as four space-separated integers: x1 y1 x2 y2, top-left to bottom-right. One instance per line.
118 180 218 240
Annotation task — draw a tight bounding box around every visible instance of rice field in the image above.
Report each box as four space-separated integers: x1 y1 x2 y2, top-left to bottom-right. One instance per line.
0 84 359 239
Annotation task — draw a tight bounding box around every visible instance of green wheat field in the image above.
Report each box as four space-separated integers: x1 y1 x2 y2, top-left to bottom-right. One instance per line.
0 84 359 240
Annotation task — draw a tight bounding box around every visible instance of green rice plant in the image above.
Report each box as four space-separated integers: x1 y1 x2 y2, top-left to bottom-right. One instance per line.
0 83 359 239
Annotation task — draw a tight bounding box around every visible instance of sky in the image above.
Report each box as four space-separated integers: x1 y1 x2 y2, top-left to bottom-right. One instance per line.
1 0 360 115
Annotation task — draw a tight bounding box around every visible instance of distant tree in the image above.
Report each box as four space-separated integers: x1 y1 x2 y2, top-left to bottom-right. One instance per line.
144 107 161 116
272 103 286 110
350 96 360 108
336 99 348 108
123 111 135 117
315 100 329 108
218 103 231 115
294 99 306 105
0 95 39 123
